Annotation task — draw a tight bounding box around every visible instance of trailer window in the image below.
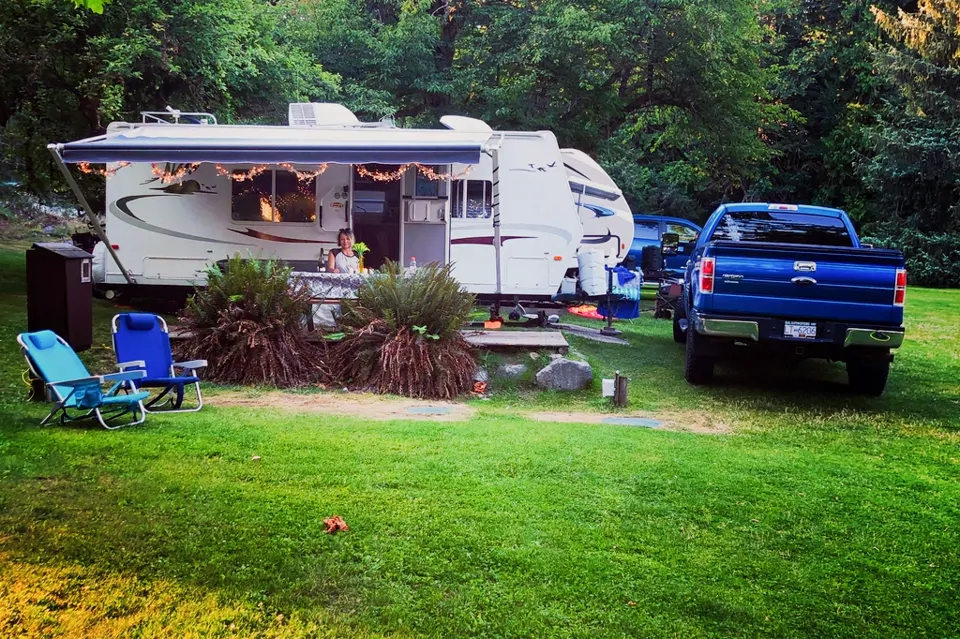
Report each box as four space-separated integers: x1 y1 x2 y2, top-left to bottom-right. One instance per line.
231 169 317 223
711 211 853 246
452 180 492 219
415 166 441 197
275 171 317 223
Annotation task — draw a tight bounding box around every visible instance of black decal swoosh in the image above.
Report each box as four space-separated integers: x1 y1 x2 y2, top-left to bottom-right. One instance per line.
450 235 534 246
582 231 613 244
112 194 252 245
582 230 625 257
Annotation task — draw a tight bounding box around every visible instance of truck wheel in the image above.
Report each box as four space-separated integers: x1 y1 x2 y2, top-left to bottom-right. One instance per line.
684 322 714 385
673 304 687 343
847 356 890 396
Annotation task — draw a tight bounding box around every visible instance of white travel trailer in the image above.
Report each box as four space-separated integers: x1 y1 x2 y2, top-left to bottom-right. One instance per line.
51 104 632 303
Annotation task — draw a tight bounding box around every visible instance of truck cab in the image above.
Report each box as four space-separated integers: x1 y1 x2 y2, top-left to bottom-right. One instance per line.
629 214 701 278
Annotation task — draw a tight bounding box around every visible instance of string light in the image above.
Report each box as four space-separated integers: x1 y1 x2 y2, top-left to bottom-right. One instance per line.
76 161 472 184
215 164 270 181
355 163 473 182
355 164 411 182
76 161 130 177
416 163 473 181
278 163 329 181
150 163 200 183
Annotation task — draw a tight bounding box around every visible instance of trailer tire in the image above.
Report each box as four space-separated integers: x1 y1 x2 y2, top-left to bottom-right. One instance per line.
672 304 687 343
684 322 714 385
846 355 890 396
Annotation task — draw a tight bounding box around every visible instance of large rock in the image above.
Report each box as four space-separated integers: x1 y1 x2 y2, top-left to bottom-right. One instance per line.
535 358 593 391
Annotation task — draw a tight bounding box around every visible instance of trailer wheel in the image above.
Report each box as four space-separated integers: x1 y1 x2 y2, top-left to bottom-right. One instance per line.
672 304 687 343
684 322 714 385
846 355 890 396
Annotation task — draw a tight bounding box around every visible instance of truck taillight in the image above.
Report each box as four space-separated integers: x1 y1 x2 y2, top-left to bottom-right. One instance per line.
699 257 715 294
894 269 907 306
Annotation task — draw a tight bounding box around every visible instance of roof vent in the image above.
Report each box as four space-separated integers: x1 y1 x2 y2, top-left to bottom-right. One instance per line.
288 103 361 127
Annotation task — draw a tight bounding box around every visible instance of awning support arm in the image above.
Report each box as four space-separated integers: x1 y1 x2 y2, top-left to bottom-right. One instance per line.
47 144 136 285
484 134 505 304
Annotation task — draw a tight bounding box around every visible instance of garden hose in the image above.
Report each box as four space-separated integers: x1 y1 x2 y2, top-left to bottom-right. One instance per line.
22 368 37 400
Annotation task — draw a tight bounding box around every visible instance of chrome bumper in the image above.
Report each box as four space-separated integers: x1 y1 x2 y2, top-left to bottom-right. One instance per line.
692 316 904 349
695 317 759 341
844 328 904 348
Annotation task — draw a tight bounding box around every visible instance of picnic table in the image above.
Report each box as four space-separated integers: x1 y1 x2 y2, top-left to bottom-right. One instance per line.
294 271 379 301
293 271 383 330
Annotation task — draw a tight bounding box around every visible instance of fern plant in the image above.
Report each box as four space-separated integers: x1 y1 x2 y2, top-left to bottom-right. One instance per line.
175 255 329 386
334 261 476 398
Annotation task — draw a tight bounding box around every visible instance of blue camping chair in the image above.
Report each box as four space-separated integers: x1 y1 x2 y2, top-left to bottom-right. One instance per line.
111 313 206 413
17 330 149 429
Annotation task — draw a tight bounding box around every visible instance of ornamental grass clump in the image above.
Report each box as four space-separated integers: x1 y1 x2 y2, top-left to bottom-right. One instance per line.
334 261 476 399
175 255 329 386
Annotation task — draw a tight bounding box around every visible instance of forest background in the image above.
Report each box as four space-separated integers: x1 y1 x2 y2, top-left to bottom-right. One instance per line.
1 0 957 285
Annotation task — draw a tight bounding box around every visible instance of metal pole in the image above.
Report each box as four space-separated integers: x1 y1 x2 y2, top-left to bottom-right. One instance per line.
491 147 501 299
47 144 135 285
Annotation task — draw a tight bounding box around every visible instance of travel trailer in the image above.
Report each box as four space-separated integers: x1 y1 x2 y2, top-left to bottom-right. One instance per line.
51 104 633 303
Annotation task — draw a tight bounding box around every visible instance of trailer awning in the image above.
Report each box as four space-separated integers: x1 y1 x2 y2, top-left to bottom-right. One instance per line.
54 124 491 165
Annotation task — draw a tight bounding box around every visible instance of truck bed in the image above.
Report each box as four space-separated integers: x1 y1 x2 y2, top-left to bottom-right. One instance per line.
697 241 905 325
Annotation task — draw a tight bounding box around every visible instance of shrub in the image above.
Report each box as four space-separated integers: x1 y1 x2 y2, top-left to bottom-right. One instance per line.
174 255 330 386
334 261 476 399
861 226 960 288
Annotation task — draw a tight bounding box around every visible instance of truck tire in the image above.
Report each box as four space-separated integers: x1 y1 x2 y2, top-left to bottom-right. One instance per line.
673 303 686 343
846 355 890 396
684 321 714 385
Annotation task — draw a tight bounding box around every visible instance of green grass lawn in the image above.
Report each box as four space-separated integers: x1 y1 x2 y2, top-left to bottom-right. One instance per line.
0 245 958 638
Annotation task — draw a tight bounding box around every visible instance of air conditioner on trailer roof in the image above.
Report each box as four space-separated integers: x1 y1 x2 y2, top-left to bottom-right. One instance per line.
287 103 361 127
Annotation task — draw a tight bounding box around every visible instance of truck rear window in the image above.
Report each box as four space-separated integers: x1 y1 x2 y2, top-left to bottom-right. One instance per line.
711 211 853 246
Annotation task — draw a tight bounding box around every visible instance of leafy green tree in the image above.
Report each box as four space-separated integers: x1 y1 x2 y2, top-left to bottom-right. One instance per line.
0 0 339 194
863 0 960 232
72 0 108 13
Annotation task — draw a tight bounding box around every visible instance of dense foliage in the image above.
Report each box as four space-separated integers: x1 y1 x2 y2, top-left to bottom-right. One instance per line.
2 0 958 284
175 256 329 386
335 262 476 399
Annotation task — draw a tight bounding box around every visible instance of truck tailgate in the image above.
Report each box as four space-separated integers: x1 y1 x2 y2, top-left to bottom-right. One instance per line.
701 242 905 325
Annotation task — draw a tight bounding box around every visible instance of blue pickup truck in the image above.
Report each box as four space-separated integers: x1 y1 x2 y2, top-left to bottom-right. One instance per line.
675 203 906 395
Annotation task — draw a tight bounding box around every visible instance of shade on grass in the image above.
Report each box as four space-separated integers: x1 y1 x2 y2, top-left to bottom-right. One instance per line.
0 246 958 638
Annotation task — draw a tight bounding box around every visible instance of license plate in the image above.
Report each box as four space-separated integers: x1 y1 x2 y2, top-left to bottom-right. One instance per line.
784 321 817 339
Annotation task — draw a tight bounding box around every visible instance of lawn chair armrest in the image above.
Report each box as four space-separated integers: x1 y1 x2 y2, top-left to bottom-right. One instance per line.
117 360 147 371
103 370 147 383
47 375 103 388
172 360 208 371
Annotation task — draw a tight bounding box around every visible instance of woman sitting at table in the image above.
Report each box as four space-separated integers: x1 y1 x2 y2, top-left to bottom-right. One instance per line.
327 228 360 274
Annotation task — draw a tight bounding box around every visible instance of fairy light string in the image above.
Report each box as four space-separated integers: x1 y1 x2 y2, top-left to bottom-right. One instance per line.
355 163 472 182
76 161 130 177
77 161 472 184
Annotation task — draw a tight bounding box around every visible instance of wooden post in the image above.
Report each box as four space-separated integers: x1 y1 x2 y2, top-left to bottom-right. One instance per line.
613 371 629 407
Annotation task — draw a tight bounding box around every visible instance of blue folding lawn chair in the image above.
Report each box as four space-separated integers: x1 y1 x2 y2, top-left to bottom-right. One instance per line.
17 330 149 429
111 313 207 413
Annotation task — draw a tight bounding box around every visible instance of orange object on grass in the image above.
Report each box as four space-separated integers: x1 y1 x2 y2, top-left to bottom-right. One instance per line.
567 305 606 320
484 320 502 329
323 515 350 534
